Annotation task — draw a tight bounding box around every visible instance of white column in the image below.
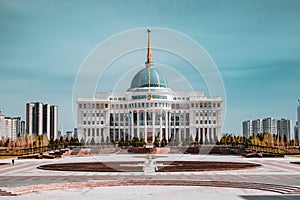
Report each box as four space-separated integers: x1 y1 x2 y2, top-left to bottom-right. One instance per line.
131 111 134 139
165 111 169 142
137 110 139 138
144 111 147 141
152 111 155 143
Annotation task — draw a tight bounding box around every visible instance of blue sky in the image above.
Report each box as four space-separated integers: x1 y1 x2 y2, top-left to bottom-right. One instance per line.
0 0 299 134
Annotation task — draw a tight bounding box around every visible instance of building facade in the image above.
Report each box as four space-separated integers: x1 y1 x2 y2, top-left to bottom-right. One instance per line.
277 118 292 141
242 120 252 138
77 30 222 145
26 102 58 139
0 109 24 140
262 117 277 136
297 100 300 142
50 105 58 139
243 117 292 141
252 119 263 135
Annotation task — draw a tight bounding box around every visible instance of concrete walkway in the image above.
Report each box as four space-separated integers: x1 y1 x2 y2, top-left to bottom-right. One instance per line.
0 154 300 199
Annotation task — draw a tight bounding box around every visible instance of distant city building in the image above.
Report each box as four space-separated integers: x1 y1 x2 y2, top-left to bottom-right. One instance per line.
26 102 58 139
242 120 252 138
20 120 25 136
77 30 223 145
252 119 263 135
295 122 299 143
243 117 294 142
262 117 277 136
73 128 78 138
0 109 24 140
50 105 58 139
297 100 300 142
277 118 292 141
0 109 4 139
66 131 73 139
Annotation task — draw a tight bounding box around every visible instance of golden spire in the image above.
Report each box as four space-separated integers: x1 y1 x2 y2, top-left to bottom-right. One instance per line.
146 29 153 64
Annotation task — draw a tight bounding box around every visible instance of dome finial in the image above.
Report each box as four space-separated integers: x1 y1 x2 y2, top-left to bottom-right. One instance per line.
146 29 153 64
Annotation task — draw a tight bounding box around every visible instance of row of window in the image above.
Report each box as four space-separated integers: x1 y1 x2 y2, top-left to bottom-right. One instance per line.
79 102 221 110
83 112 105 118
195 120 217 125
111 104 128 109
173 97 190 100
83 121 104 125
109 97 126 101
129 102 168 108
83 128 104 137
79 103 108 109
195 112 217 117
191 103 220 108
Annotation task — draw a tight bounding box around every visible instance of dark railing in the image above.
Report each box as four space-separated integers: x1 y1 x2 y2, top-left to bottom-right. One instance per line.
0 144 83 156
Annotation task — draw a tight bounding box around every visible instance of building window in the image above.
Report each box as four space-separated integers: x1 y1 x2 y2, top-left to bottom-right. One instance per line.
79 104 82 108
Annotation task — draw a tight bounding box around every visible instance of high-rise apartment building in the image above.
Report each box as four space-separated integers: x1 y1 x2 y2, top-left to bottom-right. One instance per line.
243 117 293 142
252 119 263 135
26 102 58 139
277 118 292 141
242 120 252 138
0 109 23 140
50 105 58 139
297 100 300 142
262 117 277 135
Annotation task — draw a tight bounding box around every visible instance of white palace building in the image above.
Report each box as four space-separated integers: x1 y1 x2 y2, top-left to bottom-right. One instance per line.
77 30 222 145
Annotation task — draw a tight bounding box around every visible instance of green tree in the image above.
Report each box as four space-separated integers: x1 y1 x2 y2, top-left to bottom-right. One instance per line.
118 137 125 147
160 137 167 147
90 137 96 145
139 137 146 147
131 137 139 147
153 136 160 147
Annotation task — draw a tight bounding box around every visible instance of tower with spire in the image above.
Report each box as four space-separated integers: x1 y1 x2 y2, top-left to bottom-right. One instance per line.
77 29 222 146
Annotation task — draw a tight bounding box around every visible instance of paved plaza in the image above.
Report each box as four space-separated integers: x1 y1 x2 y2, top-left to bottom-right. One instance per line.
0 154 300 199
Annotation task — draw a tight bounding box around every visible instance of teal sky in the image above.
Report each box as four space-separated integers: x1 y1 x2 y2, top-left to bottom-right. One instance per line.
0 0 300 134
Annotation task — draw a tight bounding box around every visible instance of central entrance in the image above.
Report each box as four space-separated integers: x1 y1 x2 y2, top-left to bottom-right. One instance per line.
146 128 153 147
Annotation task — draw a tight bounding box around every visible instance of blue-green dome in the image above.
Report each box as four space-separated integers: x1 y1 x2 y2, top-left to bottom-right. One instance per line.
130 66 168 89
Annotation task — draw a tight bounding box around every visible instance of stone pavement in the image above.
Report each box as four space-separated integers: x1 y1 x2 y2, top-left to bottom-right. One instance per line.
0 154 300 199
